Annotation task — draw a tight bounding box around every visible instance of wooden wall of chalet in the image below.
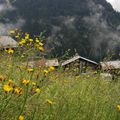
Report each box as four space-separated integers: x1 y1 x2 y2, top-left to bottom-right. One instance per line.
64 59 97 74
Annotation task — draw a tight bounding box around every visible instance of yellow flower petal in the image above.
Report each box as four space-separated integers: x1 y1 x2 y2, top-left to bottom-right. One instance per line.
27 68 34 72
49 66 55 71
117 105 120 111
46 99 53 105
3 84 13 92
18 115 24 120
22 79 30 85
35 88 41 93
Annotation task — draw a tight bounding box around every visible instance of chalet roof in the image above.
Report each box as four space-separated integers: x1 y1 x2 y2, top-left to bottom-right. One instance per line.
0 36 18 49
45 59 59 67
100 61 120 70
61 55 98 66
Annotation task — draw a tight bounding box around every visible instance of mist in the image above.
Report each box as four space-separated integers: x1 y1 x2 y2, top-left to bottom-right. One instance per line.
0 0 120 60
0 0 25 35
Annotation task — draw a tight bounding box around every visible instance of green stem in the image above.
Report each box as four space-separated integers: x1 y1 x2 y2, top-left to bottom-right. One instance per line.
17 85 29 120
0 95 12 119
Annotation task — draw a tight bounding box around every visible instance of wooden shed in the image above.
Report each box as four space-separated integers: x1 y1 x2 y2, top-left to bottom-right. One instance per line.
45 59 59 67
61 55 98 73
100 61 120 79
0 36 18 49
35 58 59 67
22 58 59 68
100 61 120 71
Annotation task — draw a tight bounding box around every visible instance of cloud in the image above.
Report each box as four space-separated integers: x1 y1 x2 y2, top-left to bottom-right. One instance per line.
0 1 15 13
0 1 25 35
83 0 120 56
46 0 120 57
0 19 25 35
46 16 76 52
63 16 76 29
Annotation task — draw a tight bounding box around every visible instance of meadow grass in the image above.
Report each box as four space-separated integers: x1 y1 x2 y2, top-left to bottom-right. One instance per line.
0 55 120 120
0 31 120 120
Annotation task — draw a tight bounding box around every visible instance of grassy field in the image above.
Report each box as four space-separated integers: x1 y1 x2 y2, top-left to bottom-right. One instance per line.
0 31 120 120
0 55 120 120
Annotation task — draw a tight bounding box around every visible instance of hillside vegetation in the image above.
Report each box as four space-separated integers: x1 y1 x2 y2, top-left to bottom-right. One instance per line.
1 0 120 60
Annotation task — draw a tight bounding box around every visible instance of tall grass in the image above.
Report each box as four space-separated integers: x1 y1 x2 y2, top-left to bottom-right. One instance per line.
0 56 120 120
0 31 120 120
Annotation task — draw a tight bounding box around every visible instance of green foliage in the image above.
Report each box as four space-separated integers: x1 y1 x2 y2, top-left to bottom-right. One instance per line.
1 0 120 60
0 55 120 120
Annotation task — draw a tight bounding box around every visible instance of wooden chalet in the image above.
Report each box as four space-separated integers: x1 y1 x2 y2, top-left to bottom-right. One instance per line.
61 55 98 73
0 36 18 49
45 59 59 67
27 57 59 68
100 61 120 71
100 61 120 79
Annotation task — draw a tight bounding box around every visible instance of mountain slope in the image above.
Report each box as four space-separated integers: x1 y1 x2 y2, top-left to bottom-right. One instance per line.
1 0 120 60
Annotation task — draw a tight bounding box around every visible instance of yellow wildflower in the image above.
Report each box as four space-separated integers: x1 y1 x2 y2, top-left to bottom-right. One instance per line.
39 42 43 46
14 87 22 95
22 79 30 85
29 39 33 42
8 79 13 83
38 47 44 52
36 39 39 43
117 105 120 111
35 88 41 93
19 41 23 46
34 43 39 48
46 99 53 105
7 48 14 54
8 79 13 86
32 82 36 86
10 30 15 34
27 68 34 72
18 115 24 120
25 36 29 39
43 70 49 75
25 33 29 39
21 39 26 44
49 66 55 71
3 84 13 93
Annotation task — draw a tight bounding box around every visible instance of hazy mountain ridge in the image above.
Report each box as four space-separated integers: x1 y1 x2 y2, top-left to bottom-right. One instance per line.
1 0 120 60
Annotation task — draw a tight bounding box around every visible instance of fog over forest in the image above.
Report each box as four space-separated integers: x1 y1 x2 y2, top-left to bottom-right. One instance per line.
1 0 120 61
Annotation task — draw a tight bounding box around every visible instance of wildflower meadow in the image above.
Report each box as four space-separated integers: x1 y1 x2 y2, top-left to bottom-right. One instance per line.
0 30 120 120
